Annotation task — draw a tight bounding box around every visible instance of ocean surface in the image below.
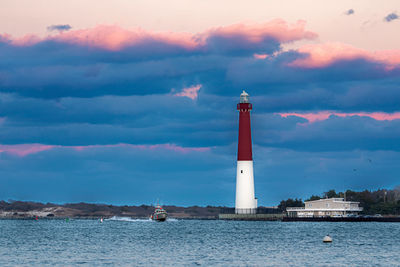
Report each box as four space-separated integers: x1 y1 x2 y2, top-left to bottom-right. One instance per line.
1 218 399 266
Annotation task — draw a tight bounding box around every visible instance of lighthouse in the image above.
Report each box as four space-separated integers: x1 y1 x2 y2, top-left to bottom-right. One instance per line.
235 90 257 214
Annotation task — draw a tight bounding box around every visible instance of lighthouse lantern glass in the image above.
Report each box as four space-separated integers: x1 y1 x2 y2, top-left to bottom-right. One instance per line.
240 91 249 103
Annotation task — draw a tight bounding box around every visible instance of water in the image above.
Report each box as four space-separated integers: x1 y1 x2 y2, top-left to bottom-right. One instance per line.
0 219 399 266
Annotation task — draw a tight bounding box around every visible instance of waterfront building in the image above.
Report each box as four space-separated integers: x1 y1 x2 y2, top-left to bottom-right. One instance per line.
286 198 363 217
235 91 257 214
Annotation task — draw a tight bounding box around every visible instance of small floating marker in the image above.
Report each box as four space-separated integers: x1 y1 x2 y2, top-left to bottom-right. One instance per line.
65 218 70 222
323 235 333 243
100 217 103 223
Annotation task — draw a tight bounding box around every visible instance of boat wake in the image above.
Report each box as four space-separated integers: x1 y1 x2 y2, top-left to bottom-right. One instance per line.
105 216 152 222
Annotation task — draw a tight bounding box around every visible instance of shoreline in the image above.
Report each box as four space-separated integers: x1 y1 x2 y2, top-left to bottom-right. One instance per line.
3 215 400 222
2 200 400 221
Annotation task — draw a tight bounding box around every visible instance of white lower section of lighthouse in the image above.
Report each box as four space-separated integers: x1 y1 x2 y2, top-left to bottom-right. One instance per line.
235 160 257 214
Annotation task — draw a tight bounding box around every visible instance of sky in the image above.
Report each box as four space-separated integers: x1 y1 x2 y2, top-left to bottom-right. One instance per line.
0 0 399 206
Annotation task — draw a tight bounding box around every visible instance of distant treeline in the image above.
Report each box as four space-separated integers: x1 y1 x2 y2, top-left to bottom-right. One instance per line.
278 187 400 215
0 201 227 218
3 187 400 217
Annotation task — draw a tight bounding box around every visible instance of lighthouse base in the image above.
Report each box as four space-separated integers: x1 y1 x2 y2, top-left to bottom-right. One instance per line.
235 160 257 212
235 208 257 214
219 207 282 221
219 213 283 221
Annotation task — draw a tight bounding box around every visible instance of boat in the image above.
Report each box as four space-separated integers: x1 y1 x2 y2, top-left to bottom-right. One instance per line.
151 204 168 222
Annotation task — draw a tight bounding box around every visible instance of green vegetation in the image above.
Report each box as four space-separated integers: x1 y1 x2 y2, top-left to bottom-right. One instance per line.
279 186 400 215
278 198 303 211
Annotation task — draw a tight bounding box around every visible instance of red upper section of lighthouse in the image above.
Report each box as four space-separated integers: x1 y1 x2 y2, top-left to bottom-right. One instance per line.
237 93 253 161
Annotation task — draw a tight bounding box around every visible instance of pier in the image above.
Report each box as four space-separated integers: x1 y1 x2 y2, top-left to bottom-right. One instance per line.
219 213 283 221
218 207 283 221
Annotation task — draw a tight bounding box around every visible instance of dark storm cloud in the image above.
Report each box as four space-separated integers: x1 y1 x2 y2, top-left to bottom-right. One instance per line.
0 44 277 98
1 23 398 107
250 79 400 113
47 24 72 32
255 115 400 152
204 34 280 56
1 43 400 102
1 41 400 150
226 54 398 87
1 92 400 153
384 12 399 22
0 22 318 98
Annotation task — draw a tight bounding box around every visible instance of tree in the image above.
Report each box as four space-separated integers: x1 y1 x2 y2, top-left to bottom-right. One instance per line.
324 189 340 198
278 198 303 211
306 195 321 201
301 188 400 215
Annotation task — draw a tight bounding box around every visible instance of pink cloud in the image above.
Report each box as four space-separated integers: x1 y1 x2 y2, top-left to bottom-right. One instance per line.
0 144 55 157
0 33 40 46
289 42 400 69
174 84 202 100
0 25 197 51
0 143 210 157
278 111 400 124
54 25 198 51
7 23 400 71
253 53 268 59
72 143 210 153
205 20 317 44
0 20 316 52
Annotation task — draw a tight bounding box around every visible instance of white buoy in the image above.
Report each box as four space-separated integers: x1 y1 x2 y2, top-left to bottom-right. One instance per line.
100 217 103 223
323 235 332 243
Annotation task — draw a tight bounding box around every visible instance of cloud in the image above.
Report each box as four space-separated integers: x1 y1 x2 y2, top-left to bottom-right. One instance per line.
47 24 72 32
0 23 399 151
174 84 202 100
51 25 198 51
277 111 400 124
72 143 210 153
253 53 268 59
384 12 399 22
206 20 317 44
288 42 400 68
0 144 55 157
0 21 319 98
1 93 400 153
0 143 210 157
255 115 400 152
345 9 355 15
202 20 317 55
1 24 399 103
2 20 315 52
